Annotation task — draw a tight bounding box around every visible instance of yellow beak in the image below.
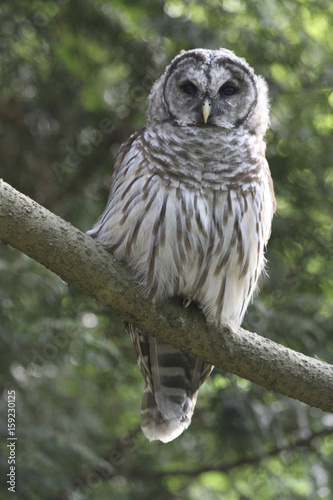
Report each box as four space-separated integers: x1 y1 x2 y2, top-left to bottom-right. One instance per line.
202 98 212 124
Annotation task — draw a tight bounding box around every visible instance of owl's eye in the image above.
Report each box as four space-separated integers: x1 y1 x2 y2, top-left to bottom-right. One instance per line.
219 83 238 97
180 81 198 95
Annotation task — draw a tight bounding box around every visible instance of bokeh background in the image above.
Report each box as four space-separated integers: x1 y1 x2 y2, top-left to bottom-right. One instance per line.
1 1 333 498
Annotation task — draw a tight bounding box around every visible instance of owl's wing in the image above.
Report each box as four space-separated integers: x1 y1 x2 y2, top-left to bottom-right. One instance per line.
125 321 152 391
124 321 213 443
87 129 145 241
108 129 144 191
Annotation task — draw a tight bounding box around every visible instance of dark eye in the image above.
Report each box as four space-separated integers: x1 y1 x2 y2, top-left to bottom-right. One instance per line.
219 83 238 96
180 81 198 95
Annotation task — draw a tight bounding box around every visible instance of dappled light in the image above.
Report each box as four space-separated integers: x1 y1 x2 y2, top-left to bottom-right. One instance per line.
0 1 332 499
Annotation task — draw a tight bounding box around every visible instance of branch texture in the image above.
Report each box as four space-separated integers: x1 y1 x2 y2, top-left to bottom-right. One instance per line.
0 179 332 412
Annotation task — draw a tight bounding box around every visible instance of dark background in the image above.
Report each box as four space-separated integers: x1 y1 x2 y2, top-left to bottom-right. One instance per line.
0 1 332 498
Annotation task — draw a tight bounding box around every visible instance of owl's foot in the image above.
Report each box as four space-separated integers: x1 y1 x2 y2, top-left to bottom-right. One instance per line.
205 316 215 326
183 298 192 308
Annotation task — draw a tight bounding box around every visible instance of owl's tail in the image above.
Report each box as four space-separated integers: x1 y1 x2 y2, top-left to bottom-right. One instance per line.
140 382 194 443
125 322 213 442
141 337 213 443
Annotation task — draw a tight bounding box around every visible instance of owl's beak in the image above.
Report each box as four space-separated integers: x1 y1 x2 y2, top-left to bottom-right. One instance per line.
202 98 212 124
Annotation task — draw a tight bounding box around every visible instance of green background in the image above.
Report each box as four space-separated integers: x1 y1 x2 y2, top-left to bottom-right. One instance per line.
0 1 333 498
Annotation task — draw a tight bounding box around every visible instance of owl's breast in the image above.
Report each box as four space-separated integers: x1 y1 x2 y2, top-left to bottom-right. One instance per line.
90 125 274 328
141 125 264 192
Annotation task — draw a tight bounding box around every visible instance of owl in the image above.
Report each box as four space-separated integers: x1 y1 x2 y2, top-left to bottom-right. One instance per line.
88 48 275 443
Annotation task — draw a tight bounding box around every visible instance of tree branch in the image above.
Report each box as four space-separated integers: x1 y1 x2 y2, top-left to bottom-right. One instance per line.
0 179 332 413
55 425 333 498
127 427 333 479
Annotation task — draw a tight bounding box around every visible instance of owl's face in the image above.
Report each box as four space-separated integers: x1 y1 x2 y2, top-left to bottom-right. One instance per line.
148 48 269 135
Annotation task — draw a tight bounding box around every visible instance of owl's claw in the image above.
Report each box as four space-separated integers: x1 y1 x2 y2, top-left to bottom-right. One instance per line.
206 316 215 326
183 298 192 308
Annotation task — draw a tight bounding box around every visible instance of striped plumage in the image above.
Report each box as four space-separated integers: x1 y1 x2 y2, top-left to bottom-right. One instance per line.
88 49 275 442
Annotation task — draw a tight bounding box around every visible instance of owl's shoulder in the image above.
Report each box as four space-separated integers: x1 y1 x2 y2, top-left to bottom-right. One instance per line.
113 128 145 168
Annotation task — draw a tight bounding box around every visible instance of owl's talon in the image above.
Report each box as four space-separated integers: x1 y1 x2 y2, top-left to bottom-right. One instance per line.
206 317 214 326
183 298 192 308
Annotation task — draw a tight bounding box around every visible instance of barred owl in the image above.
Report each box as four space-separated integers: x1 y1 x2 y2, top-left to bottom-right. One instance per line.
88 48 275 443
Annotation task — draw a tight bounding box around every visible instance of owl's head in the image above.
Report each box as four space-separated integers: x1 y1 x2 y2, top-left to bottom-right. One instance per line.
147 48 269 136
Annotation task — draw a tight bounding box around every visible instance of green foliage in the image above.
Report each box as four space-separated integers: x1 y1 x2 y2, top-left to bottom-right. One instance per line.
0 0 332 498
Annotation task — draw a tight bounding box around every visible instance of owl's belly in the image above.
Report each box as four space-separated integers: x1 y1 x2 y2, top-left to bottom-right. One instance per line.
151 186 264 328
99 178 267 329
